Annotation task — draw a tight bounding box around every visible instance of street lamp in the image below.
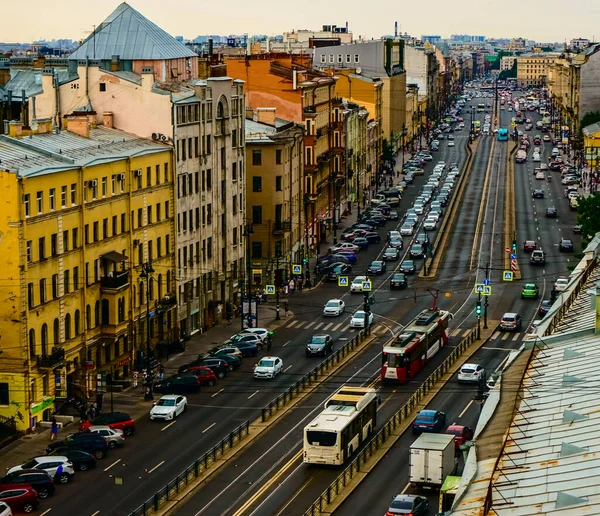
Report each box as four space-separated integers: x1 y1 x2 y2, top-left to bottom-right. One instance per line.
303 194 312 289
242 223 254 330
139 262 155 401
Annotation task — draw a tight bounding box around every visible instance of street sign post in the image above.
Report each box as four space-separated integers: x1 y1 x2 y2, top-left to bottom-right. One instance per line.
362 281 372 292
474 284 485 294
483 285 492 296
503 271 513 281
510 253 517 260
338 276 349 287
292 264 302 275
483 278 490 286
265 285 276 295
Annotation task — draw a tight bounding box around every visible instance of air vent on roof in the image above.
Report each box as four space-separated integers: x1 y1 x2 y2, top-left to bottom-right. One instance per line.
415 310 439 326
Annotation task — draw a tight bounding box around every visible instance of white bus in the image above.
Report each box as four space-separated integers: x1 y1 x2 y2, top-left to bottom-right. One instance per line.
303 386 377 465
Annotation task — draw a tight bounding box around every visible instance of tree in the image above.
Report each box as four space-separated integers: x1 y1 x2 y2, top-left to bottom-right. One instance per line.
581 111 600 131
576 193 600 242
499 60 517 80
382 139 395 171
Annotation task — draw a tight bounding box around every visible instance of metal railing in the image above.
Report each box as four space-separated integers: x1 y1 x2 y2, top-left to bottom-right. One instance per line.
304 328 478 516
261 329 367 422
127 420 250 516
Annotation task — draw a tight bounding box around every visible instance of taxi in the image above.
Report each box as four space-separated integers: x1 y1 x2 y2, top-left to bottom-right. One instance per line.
521 283 539 299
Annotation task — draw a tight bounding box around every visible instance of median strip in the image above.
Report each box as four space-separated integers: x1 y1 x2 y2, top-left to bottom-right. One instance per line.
505 141 521 279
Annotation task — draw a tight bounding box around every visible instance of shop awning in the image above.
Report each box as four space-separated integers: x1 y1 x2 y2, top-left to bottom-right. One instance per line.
101 251 128 263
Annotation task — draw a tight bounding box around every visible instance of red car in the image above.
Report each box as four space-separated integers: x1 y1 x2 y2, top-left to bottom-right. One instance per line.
80 412 135 435
0 484 40 513
185 366 217 386
523 240 537 252
446 425 474 451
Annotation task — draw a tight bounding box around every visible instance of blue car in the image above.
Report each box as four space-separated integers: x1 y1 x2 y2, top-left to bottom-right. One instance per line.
335 250 357 263
412 409 446 435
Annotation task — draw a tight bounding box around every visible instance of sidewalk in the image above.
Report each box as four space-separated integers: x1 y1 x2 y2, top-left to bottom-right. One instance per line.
0 304 290 472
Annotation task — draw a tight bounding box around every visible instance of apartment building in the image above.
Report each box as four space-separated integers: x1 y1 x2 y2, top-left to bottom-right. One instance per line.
0 121 175 430
516 53 560 87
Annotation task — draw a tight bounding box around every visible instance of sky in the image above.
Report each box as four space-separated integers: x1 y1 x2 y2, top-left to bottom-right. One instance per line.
3 0 600 44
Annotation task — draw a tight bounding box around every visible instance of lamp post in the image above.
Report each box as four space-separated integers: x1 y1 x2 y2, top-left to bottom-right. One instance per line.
140 262 154 401
242 223 254 330
303 195 312 289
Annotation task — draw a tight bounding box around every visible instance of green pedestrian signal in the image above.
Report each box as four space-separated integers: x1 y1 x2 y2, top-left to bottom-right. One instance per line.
475 301 482 316
512 241 517 252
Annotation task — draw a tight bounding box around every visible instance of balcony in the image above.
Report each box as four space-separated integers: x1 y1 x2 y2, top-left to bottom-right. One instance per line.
156 294 177 312
215 118 230 136
37 347 65 370
272 220 291 235
101 270 129 291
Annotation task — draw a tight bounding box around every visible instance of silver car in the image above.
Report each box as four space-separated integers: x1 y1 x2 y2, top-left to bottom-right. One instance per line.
88 425 125 448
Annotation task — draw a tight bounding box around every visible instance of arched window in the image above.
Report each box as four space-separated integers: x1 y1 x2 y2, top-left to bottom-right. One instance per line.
158 274 163 300
217 96 229 118
53 318 60 345
64 314 71 341
95 301 100 327
41 323 48 357
101 299 109 325
166 271 171 292
74 309 81 335
86 305 91 330
29 329 36 358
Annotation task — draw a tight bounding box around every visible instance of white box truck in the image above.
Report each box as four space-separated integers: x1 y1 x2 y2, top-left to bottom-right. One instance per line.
409 433 456 489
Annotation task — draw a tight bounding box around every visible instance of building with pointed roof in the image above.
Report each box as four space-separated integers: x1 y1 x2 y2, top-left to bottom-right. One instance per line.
68 3 198 82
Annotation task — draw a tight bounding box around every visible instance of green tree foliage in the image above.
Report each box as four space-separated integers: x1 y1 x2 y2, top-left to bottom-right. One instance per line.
581 111 600 130
576 193 600 242
499 60 518 80
382 139 395 170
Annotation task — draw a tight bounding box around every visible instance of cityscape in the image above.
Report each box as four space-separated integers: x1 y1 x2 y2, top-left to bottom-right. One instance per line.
0 2 600 515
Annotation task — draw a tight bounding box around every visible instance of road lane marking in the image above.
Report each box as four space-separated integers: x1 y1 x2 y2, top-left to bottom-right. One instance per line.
211 388 224 398
332 322 343 331
202 422 217 433
482 346 513 351
283 365 293 373
40 510 53 516
161 420 176 432
296 321 307 328
512 333 521 341
459 400 475 418
286 320 299 328
323 322 333 330
306 321 316 329
273 475 315 516
339 337 349 340
401 481 411 494
148 460 165 474
247 391 259 399
104 459 121 472
282 340 291 347
314 322 324 329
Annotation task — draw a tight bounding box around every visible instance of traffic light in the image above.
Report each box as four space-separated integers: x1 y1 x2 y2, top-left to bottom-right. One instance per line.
512 240 517 253
476 300 482 316
302 257 308 265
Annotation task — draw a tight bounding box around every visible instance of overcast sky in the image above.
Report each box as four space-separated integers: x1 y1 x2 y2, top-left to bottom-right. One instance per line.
3 0 599 44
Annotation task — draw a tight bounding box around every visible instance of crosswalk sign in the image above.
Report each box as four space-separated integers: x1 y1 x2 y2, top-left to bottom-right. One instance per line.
503 271 513 282
338 276 349 287
483 285 492 296
362 281 372 292
474 284 484 294
292 264 302 274
265 285 275 295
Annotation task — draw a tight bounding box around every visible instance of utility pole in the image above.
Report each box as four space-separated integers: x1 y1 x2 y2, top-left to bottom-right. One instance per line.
243 223 254 330
140 262 155 400
303 197 312 289
484 262 490 329
275 253 281 320
363 275 371 336
476 296 482 340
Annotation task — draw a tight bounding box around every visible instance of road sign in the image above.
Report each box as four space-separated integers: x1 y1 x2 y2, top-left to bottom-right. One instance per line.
483 285 492 296
338 276 349 287
505 247 510 253
292 264 302 275
265 285 276 295
503 271 513 281
362 281 372 292
510 253 517 260
483 278 490 286
474 284 485 294
511 259 518 272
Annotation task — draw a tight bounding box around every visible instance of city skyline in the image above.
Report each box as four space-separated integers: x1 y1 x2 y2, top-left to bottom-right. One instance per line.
2 0 598 45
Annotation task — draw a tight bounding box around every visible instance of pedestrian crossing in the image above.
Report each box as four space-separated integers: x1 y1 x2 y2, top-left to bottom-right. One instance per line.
280 318 389 335
450 327 523 341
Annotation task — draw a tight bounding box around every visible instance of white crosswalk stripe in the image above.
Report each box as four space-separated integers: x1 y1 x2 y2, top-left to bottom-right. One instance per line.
314 322 324 329
295 321 307 329
512 333 521 341
451 328 463 337
332 322 344 331
371 325 382 334
491 331 500 339
286 320 299 328
306 321 316 329
501 332 510 341
323 323 334 331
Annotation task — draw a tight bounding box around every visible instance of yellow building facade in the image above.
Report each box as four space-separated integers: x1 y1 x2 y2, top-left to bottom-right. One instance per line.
516 53 559 87
583 122 600 168
0 119 175 431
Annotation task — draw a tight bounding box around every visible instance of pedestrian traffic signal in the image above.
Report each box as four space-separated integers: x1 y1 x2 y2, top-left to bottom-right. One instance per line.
302 257 308 265
512 241 517 253
475 301 482 316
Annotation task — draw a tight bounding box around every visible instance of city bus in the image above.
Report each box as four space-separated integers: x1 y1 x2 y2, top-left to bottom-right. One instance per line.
498 128 508 141
303 386 377 465
477 103 485 112
473 120 481 134
381 309 452 384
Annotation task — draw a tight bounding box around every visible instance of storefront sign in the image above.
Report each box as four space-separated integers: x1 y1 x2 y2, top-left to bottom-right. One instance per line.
30 397 55 415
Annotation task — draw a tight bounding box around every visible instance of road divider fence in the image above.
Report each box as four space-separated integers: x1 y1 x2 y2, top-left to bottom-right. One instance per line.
303 328 478 516
127 420 250 516
261 328 367 422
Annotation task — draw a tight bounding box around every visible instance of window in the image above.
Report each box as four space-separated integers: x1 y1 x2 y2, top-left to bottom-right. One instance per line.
102 177 107 197
93 221 99 242
232 129 237 147
103 218 109 239
38 237 45 260
232 195 237 213
64 270 70 294
194 137 199 157
276 149 282 164
148 206 153 225
28 282 34 309
188 173 193 196
188 138 193 160
99 82 106 92
252 241 262 258
166 235 170 254
138 208 143 228
329 54 334 63
207 204 212 225
320 54 326 63
63 230 69 252
39 279 46 304
26 241 32 262
72 228 78 248
0 384 9 406
181 139 186 161
195 207 200 228
71 183 77 205
112 215 118 235
194 171 199 193
61 186 67 208
65 313 71 340
156 164 161 185
232 161 237 181
233 227 238 246
276 176 282 191
157 237 162 257
52 274 59 299
84 224 89 244
354 54 360 63
36 191 43 214
94 259 99 282
51 234 58 256
183 211 187 231
252 176 262 192
207 237 213 258
74 310 81 335
252 206 262 224
164 162 169 183
346 54 351 63
121 214 126 233
24 194 30 217
252 149 262 166
137 171 142 189
49 188 55 210
206 169 212 189
337 54 342 63
206 136 211 154
146 166 152 187
181 176 187 197
73 266 79 290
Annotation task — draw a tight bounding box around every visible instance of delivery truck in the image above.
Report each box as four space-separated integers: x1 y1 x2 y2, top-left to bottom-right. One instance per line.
409 433 456 489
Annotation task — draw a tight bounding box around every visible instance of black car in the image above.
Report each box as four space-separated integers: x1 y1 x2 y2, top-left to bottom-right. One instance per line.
382 247 400 261
539 299 552 316
195 357 230 377
327 262 352 281
546 207 558 218
367 261 386 275
365 231 381 244
390 273 408 290
415 233 429 246
154 374 201 394
47 433 109 459
365 216 385 228
306 334 334 357
532 189 544 199
48 448 97 471
352 237 369 249
400 260 416 274
410 243 424 258
0 470 55 499
559 238 574 252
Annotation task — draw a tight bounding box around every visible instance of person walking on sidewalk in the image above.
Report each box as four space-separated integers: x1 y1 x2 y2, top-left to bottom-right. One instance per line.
289 279 295 295
50 418 58 441
284 300 289 317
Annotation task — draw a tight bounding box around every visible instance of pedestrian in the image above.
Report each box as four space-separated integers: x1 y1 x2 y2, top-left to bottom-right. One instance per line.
132 370 139 388
284 300 289 317
289 279 295 295
89 403 96 420
159 365 165 381
297 278 303 292
50 418 58 441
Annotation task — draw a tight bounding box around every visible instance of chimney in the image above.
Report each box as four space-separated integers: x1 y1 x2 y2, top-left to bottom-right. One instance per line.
66 116 90 138
245 107 254 120
208 38 214 57
103 112 114 129
141 67 155 92
256 107 276 126
9 120 23 137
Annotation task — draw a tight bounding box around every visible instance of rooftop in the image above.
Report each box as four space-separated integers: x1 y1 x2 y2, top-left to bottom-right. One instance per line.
68 2 196 62
0 126 168 177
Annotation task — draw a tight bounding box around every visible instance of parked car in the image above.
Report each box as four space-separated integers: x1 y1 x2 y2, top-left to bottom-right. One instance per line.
412 409 446 434
227 333 262 352
8 456 74 484
87 426 125 449
306 334 334 357
210 345 243 361
149 395 187 421
46 432 109 459
154 374 202 394
0 486 39 513
0 471 55 499
539 299 553 316
327 262 352 282
185 366 217 386
80 412 135 436
47 448 96 472
189 358 230 378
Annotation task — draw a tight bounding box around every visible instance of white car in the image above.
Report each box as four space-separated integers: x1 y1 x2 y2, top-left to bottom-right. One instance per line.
215 345 243 359
532 152 541 162
323 298 345 316
458 363 485 383
448 141 455 147
150 395 188 421
237 327 269 344
0 502 11 516
413 203 424 215
535 171 545 180
554 277 569 292
350 276 368 293
254 356 283 379
429 210 441 222
350 310 374 328
330 242 359 253
9 456 75 484
423 217 437 231
400 223 414 236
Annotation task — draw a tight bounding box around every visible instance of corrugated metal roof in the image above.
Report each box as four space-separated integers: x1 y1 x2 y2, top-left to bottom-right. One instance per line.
0 127 168 177
4 69 73 99
68 2 196 62
583 121 600 137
